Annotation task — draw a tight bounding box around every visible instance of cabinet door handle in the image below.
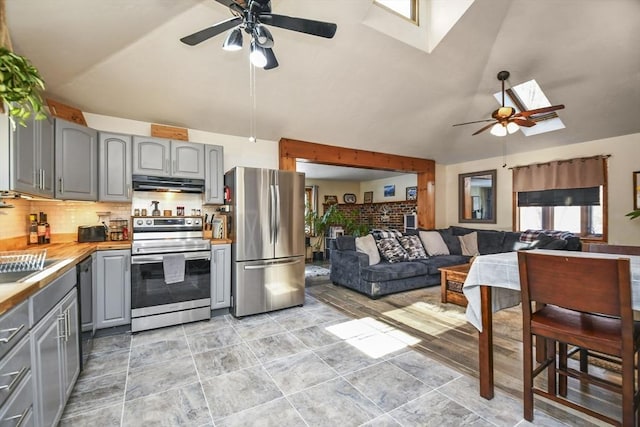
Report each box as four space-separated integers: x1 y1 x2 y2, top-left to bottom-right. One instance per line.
65 309 70 341
40 169 45 190
33 170 38 188
3 405 32 427
0 324 25 343
0 366 28 392
56 313 66 340
127 185 131 198
59 177 64 193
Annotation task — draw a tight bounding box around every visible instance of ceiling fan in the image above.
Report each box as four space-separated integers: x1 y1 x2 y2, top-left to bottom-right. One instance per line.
180 0 337 70
453 70 565 136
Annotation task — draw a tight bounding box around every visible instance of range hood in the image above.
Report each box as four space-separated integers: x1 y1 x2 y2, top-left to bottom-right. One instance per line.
132 175 205 193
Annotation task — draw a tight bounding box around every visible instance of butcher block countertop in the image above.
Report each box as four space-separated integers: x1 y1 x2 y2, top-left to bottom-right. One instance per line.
0 241 131 316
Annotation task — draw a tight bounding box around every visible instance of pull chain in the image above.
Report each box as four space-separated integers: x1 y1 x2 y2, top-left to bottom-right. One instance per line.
249 60 257 143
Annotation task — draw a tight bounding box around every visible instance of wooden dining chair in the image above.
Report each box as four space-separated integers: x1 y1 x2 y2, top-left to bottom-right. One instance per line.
584 243 640 256
518 251 640 426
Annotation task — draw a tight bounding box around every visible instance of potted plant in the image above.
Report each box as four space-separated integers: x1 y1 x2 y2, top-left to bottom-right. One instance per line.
0 47 47 128
626 210 640 220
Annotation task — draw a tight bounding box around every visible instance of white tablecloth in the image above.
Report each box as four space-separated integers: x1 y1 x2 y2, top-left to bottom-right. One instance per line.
462 249 640 331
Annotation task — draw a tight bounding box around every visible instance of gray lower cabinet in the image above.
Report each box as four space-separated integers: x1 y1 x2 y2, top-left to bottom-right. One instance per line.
31 287 79 427
204 144 224 204
55 119 98 200
98 132 132 201
96 250 131 329
211 244 231 309
11 115 55 198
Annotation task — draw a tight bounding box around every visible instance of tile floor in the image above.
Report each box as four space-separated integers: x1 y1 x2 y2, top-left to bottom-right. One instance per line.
60 293 571 427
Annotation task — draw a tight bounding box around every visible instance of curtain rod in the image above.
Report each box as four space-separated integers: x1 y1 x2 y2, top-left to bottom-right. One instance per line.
509 154 611 170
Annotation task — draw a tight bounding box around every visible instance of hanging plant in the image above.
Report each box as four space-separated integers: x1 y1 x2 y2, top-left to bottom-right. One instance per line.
0 47 46 128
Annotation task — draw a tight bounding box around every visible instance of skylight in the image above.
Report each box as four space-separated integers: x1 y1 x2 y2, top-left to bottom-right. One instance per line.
493 79 565 136
374 0 417 23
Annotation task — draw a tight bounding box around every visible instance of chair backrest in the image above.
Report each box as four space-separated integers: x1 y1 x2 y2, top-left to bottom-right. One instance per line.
584 243 640 256
517 251 632 319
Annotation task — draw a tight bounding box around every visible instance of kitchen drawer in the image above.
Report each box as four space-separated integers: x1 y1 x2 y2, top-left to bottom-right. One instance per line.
0 371 33 427
0 300 29 360
30 268 76 327
0 334 30 408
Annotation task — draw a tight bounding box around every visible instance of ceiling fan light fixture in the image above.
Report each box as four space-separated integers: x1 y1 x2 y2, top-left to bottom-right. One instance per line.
253 24 274 48
249 39 268 68
222 27 243 51
506 122 520 134
490 123 507 137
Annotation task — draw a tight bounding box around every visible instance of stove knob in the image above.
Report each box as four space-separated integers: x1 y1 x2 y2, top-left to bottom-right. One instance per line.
146 219 152 225
185 219 192 225
194 218 201 226
136 219 143 226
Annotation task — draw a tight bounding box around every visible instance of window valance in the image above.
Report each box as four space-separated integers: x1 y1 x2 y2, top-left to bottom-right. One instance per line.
512 155 609 192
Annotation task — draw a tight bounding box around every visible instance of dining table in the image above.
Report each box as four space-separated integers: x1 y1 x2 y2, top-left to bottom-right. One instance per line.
462 249 640 399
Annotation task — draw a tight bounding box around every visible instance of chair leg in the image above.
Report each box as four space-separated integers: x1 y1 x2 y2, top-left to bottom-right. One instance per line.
621 348 636 427
579 348 589 373
523 332 535 421
547 339 557 396
558 342 568 397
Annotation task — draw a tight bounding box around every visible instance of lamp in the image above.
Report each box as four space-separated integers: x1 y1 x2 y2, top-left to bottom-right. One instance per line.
253 24 274 48
249 39 267 68
506 122 520 134
490 123 507 137
222 28 243 51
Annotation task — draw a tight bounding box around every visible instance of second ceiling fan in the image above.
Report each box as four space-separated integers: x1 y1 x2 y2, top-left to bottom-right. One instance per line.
453 70 565 136
180 0 337 70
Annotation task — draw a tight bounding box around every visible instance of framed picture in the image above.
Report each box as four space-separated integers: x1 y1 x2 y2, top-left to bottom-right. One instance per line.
324 195 338 205
343 193 356 204
406 186 417 201
634 171 640 210
384 185 395 197
363 191 373 203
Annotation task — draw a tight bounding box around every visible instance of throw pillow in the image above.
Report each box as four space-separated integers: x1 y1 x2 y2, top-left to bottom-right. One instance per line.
437 228 462 255
459 231 480 256
397 235 428 260
355 234 381 265
376 237 409 263
419 231 450 256
539 238 568 250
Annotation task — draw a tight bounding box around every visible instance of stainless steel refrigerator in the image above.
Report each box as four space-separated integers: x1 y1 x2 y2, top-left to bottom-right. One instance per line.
225 167 306 317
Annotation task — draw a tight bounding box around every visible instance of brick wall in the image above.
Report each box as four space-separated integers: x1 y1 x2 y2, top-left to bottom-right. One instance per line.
325 201 417 231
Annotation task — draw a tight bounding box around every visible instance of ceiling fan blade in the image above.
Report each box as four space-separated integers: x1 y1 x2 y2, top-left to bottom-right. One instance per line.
263 48 279 70
511 118 536 127
452 118 495 127
180 16 242 46
259 13 337 38
515 104 565 118
472 122 497 136
213 0 246 14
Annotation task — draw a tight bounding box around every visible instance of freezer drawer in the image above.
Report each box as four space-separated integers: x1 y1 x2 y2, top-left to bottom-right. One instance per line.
232 257 305 317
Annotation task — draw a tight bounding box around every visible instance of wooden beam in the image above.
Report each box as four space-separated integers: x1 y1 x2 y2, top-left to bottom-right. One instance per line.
279 138 436 229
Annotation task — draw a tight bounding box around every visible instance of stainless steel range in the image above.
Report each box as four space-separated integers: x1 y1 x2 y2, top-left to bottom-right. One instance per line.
130 216 211 332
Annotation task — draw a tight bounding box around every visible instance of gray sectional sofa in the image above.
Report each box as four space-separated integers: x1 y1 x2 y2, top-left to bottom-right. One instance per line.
329 226 581 299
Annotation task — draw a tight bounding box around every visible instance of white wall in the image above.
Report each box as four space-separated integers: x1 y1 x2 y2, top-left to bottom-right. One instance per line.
85 113 279 172
440 133 640 245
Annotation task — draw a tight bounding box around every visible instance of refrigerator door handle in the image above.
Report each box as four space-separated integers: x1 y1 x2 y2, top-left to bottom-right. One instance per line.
274 184 280 243
243 259 302 270
269 184 275 244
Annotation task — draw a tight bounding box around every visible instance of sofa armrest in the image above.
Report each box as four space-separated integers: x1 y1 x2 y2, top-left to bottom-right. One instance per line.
329 249 368 288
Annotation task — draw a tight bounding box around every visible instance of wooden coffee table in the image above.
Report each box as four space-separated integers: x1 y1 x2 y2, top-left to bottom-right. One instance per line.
438 263 471 307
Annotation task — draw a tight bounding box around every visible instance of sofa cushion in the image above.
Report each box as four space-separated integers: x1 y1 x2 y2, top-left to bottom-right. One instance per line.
419 231 450 256
539 237 568 250
450 226 475 236
376 237 409 263
360 261 430 282
459 232 480 256
397 235 428 260
335 235 356 251
477 230 505 255
502 232 522 252
371 229 403 240
437 228 462 255
355 234 381 265
418 255 472 275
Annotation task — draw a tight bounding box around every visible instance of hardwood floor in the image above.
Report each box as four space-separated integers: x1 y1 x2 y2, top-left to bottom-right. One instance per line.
307 280 623 425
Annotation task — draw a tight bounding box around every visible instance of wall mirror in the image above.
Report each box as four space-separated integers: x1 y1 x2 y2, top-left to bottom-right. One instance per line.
459 169 496 223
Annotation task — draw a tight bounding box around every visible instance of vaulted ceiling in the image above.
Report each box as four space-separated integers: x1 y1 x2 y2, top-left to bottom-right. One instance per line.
6 0 640 165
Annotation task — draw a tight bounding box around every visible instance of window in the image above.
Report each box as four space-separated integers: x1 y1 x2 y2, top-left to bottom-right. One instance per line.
374 0 418 23
513 156 608 241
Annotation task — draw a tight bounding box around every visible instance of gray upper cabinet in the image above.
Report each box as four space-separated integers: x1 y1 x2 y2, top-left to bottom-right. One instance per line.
133 136 204 179
11 115 55 197
55 119 98 200
99 132 132 201
204 144 224 204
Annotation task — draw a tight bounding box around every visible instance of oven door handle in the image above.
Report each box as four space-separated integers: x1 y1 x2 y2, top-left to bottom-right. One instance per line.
131 252 211 264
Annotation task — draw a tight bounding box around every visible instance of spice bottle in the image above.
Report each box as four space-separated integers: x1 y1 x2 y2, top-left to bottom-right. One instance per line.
37 212 46 244
29 214 38 245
